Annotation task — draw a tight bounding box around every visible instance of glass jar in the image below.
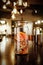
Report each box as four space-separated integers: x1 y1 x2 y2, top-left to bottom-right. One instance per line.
14 21 33 54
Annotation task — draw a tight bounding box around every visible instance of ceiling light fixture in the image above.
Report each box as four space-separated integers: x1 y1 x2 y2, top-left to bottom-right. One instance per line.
0 20 5 24
23 2 28 7
3 5 7 9
12 7 19 14
35 22 38 24
2 0 6 3
13 2 16 6
20 9 23 14
12 2 19 15
6 0 11 5
41 20 43 23
11 14 16 20
37 20 41 24
40 28 42 31
35 20 41 24
35 10 37 13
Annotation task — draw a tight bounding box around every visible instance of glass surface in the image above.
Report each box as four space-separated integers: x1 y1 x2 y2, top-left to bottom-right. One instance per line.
14 21 33 54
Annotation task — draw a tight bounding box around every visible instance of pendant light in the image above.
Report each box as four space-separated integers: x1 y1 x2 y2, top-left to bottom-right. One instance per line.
20 9 23 14
3 4 7 9
11 13 16 20
6 0 11 5
12 2 19 14
2 0 6 3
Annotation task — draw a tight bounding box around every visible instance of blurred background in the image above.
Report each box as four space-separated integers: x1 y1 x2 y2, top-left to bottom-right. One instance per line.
0 0 43 65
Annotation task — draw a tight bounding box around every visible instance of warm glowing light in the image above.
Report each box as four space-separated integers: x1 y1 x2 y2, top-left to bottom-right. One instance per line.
2 0 6 3
23 2 28 7
6 0 11 5
40 28 42 31
12 7 19 14
3 5 7 9
41 20 43 23
37 20 41 24
12 8 17 14
13 2 16 6
11 14 16 20
35 20 41 24
0 20 5 24
20 9 23 14
35 22 38 24
35 10 37 13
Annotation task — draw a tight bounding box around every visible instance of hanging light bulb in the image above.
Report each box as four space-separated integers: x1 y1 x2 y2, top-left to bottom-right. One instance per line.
40 28 42 31
41 20 43 23
12 2 17 14
35 10 37 13
6 0 11 5
23 2 28 7
3 5 7 9
11 1 19 19
12 7 17 14
2 0 6 3
13 2 16 6
0 20 5 24
12 6 19 14
20 9 23 14
37 20 41 24
35 22 38 24
11 14 16 20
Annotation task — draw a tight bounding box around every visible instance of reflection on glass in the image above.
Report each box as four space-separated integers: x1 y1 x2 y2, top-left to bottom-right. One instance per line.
14 21 33 54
